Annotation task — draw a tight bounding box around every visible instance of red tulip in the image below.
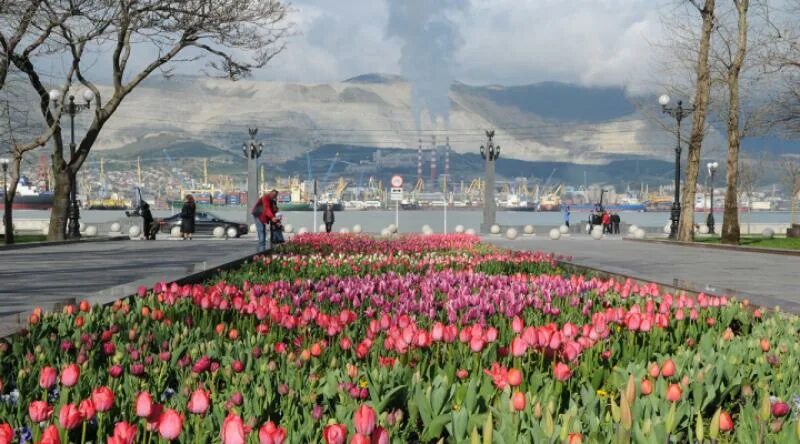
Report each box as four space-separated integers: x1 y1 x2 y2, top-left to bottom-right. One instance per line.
0 423 13 444
58 403 82 429
719 411 734 432
39 366 57 389
39 424 60 444
136 392 153 417
370 427 389 444
640 379 652 396
510 336 527 357
187 388 210 415
507 368 523 387
760 338 770 352
511 315 524 333
221 413 246 444
456 369 468 379
323 424 348 444
648 362 660 378
661 359 676 378
772 401 790 417
258 421 287 444
354 404 376 436
553 362 571 381
29 400 53 422
79 399 96 421
92 386 115 412
666 384 682 402
60 364 80 387
567 433 583 444
351 434 370 444
158 409 183 440
112 421 137 444
511 391 526 411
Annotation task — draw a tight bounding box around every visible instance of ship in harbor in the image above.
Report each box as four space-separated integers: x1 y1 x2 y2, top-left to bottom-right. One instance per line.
0 176 54 210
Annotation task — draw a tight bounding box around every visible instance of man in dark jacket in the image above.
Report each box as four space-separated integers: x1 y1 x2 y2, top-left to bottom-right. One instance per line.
611 212 621 234
323 203 335 233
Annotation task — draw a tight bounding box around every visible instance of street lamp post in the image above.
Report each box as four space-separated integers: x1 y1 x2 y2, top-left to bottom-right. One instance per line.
243 128 263 225
1 158 9 243
659 94 694 239
480 130 500 233
49 89 94 239
706 161 719 234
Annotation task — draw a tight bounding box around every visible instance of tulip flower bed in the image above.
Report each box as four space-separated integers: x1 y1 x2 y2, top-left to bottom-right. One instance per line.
1 233 800 444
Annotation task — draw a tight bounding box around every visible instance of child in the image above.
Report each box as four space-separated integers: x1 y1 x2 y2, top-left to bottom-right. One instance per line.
271 212 285 245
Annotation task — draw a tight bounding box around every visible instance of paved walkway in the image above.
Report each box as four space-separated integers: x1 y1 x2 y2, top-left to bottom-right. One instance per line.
484 235 799 312
0 238 258 318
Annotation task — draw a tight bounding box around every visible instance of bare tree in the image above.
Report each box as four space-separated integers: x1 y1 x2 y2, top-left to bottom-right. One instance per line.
784 157 800 225
677 0 717 242
737 151 766 222
11 0 290 240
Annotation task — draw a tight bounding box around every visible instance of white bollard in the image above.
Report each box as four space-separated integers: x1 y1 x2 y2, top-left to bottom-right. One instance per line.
591 229 603 240
465 228 476 236
761 228 775 239
226 227 238 238
352 224 363 234
454 225 465 234
297 227 309 235
109 222 121 233
387 224 397 234
490 224 501 235
421 225 433 235
380 228 391 237
319 224 327 233
128 225 141 238
559 224 569 234
283 224 293 234
523 225 535 235
628 224 638 234
698 225 710 235
505 228 518 240
634 228 647 239
549 228 561 240
79 222 86 233
85 226 98 237
170 226 181 237
339 227 350 234
249 224 257 234
212 226 225 238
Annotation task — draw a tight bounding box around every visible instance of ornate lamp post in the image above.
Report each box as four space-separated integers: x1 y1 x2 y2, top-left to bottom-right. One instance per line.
49 88 94 239
480 130 500 233
243 128 263 225
706 161 719 234
659 94 694 239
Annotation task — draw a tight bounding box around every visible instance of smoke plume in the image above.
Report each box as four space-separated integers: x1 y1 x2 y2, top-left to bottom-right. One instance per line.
386 0 465 131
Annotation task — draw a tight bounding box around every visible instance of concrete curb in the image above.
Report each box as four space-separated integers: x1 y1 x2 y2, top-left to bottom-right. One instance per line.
0 236 130 252
625 237 800 257
0 247 271 338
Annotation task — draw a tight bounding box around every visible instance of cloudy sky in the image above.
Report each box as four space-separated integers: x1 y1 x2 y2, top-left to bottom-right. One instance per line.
256 0 671 93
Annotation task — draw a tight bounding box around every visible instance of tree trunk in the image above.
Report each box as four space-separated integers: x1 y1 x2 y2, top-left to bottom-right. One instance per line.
3 194 13 245
721 0 749 245
678 0 716 242
48 169 71 241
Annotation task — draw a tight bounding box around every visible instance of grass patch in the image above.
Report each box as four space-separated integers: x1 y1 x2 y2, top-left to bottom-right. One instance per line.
696 235 800 250
0 234 48 245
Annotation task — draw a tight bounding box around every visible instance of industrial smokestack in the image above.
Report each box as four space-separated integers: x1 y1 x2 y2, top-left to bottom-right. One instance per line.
417 139 423 184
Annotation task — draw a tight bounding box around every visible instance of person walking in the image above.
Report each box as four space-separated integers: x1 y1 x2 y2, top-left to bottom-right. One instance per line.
323 202 335 233
601 211 611 234
180 194 196 240
139 201 156 240
564 206 571 228
252 190 277 252
612 212 621 234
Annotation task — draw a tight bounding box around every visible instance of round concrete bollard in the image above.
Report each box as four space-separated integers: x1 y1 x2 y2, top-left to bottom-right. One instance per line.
634 228 647 239
381 228 391 237
283 224 293 234
85 226 98 237
465 228 476 236
628 224 638 234
226 227 238 238
212 226 225 238
506 228 518 240
297 227 308 235
523 225 535 235
319 224 327 233
454 224 465 234
663 224 671 235
249 223 257 234
42 225 50 235
591 228 603 240
490 224 501 235
128 225 141 238
549 228 561 240
698 225 710 234
339 227 350 234
352 224 363 234
110 222 121 233
762 228 775 239
421 225 433 235
387 224 397 234
559 224 569 234
170 226 181 237
79 222 86 233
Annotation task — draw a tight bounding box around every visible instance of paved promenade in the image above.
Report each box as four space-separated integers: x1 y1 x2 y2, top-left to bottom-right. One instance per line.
0 239 256 319
485 235 799 313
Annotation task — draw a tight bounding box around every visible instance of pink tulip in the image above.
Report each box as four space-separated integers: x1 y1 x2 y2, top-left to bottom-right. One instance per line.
553 362 571 381
29 400 53 422
60 364 80 387
371 427 389 444
323 424 347 444
112 421 138 444
354 404 376 436
259 421 287 444
221 413 246 444
158 409 183 440
351 434 370 444
79 399 96 421
39 366 57 389
136 392 153 417
510 336 527 357
92 386 114 412
58 403 82 429
511 316 524 333
0 423 13 444
187 388 210 415
39 425 60 444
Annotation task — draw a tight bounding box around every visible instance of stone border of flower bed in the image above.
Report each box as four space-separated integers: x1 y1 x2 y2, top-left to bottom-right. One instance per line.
0 249 267 338
625 236 800 257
